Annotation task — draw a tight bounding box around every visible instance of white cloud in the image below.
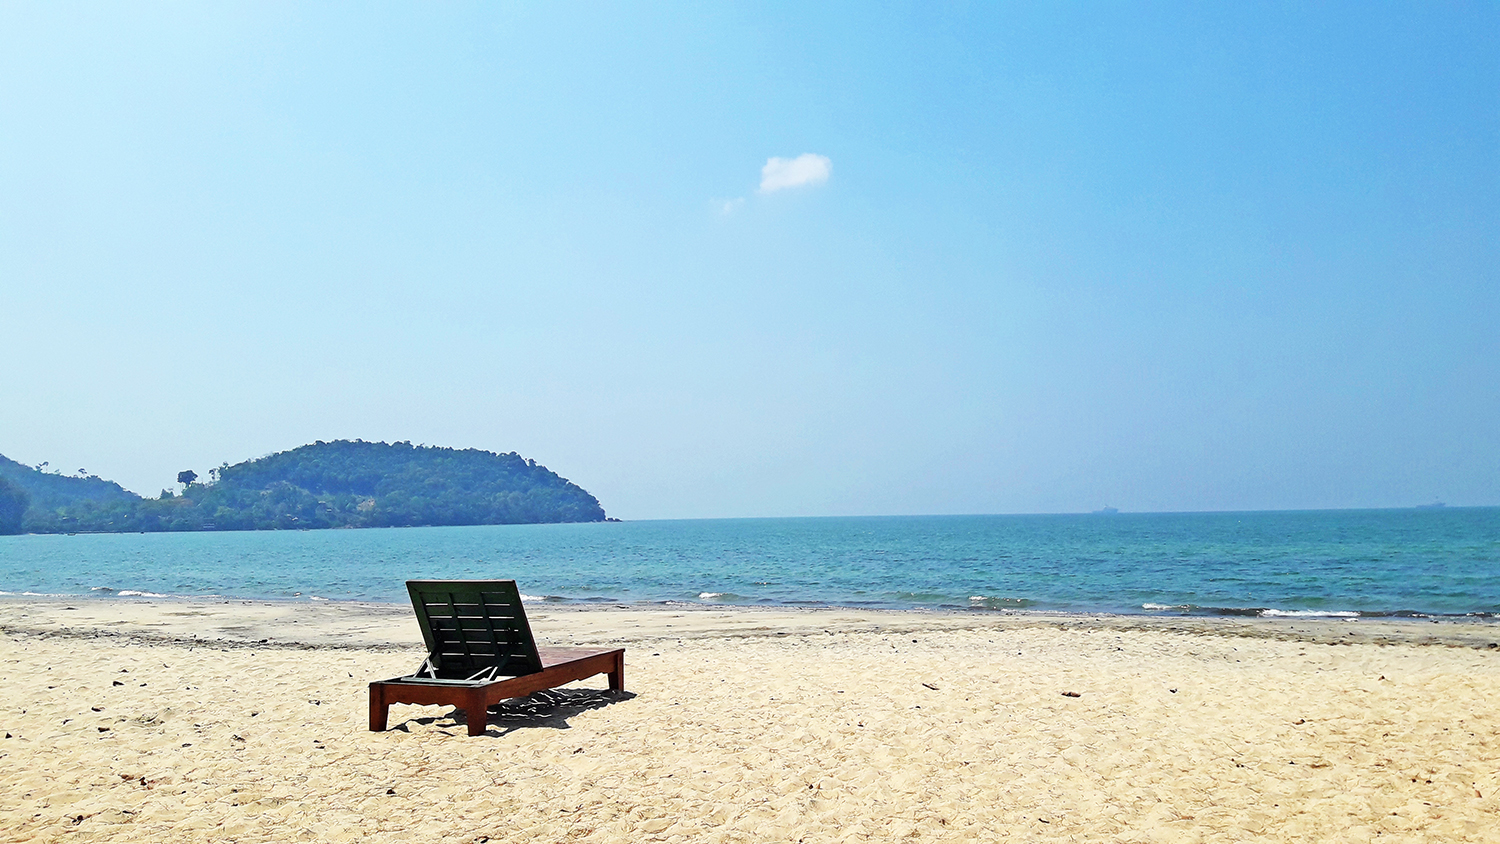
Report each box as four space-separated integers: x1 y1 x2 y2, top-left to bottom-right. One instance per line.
759 153 831 193
713 197 745 215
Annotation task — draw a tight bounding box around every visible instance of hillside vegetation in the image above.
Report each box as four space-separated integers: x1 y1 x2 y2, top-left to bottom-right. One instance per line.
0 441 606 534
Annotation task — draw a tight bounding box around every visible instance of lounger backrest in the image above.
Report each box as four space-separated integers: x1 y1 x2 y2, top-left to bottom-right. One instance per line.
406 580 544 680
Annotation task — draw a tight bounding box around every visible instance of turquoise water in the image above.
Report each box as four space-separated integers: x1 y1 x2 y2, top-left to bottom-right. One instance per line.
1 509 1497 618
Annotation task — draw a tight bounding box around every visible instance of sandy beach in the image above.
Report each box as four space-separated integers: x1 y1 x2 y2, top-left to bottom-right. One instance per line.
2 598 1497 842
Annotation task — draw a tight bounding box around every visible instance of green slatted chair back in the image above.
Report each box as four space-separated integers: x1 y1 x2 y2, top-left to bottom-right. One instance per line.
405 580 544 682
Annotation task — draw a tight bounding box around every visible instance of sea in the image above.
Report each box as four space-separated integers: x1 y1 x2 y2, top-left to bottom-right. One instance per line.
1 509 1497 619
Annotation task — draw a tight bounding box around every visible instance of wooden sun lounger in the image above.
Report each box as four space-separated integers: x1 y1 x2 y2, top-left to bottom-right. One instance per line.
369 580 625 736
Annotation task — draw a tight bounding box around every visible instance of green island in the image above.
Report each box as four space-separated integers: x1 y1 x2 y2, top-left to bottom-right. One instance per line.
0 440 607 534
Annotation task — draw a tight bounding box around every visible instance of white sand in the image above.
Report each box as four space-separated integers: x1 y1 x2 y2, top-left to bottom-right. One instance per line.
2 598 1497 842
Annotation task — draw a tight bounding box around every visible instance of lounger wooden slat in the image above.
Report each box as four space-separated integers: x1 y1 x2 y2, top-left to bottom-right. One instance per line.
368 580 625 737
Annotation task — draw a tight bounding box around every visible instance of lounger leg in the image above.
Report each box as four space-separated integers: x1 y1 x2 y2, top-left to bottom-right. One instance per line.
608 652 625 691
369 684 389 732
465 688 489 737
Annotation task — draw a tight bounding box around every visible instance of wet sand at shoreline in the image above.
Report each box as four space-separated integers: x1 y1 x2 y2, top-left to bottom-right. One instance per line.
5 596 1499 650
2 598 1497 842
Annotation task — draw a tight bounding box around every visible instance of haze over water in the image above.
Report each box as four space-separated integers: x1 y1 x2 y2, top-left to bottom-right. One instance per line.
3 508 1496 619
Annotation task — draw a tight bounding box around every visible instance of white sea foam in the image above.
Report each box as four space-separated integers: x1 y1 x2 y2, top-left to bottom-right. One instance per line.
699 592 725 600
309 596 329 601
969 595 1030 608
1142 603 1188 611
519 594 545 602
1260 609 1360 618
117 590 171 598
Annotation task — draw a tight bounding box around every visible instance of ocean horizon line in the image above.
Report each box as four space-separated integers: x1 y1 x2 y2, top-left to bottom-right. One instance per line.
5 508 1496 619
7 504 1497 537
616 504 1498 523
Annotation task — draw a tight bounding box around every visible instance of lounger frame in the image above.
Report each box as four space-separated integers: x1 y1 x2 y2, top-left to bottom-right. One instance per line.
369 580 625 736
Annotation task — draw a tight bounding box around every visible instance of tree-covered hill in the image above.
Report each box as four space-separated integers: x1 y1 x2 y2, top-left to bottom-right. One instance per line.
0 454 137 511
0 475 28 535
0 441 607 533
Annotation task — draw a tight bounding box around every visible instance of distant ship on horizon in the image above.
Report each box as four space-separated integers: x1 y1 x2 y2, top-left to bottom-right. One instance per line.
1092 506 1119 514
1415 501 1446 510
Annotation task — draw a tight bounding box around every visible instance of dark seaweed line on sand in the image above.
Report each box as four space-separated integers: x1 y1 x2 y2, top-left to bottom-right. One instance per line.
5 613 1500 651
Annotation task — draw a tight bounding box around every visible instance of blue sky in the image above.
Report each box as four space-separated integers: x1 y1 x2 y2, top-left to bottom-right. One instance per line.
2 2 1496 518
